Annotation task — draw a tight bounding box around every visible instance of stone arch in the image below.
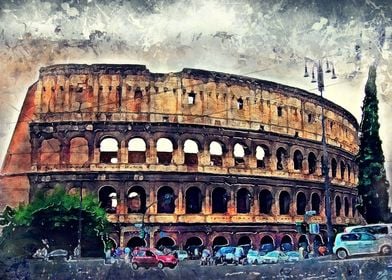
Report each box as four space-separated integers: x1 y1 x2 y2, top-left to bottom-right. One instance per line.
157 186 175 213
209 141 224 166
234 143 246 165
293 150 303 170
308 152 317 174
237 236 252 246
280 235 293 251
127 237 146 249
39 138 61 165
99 137 119 164
311 193 321 214
296 192 307 215
256 145 270 169
127 186 146 213
69 137 89 165
185 186 203 214
212 187 229 213
331 158 337 178
347 164 351 182
98 185 117 214
279 191 291 215
156 138 174 165
237 188 251 213
259 189 273 214
344 196 350 217
156 237 176 249
184 139 199 166
128 137 147 164
340 161 346 179
185 236 203 248
212 236 229 248
298 235 309 248
352 197 356 217
260 235 275 247
335 195 341 217
276 147 287 170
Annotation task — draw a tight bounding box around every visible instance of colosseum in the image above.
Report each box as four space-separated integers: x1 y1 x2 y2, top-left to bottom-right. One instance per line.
0 64 361 252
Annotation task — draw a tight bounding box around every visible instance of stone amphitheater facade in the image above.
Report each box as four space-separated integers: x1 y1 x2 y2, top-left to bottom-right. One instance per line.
0 64 361 250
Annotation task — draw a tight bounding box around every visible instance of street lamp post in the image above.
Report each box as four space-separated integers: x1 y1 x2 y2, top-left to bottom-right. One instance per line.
304 59 336 254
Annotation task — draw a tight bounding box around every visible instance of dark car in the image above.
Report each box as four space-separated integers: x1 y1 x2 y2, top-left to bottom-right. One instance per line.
259 243 275 256
131 248 177 270
280 243 293 252
213 246 236 265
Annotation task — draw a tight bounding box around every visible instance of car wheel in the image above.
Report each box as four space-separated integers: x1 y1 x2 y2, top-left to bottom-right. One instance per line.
157 262 164 269
336 249 348 260
380 245 392 255
131 262 138 270
169 264 176 269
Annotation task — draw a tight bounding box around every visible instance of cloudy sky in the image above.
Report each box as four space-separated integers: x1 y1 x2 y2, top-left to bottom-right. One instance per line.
0 0 391 179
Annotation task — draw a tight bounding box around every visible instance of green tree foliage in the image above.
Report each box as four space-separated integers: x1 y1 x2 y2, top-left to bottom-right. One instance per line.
0 186 110 257
356 65 391 223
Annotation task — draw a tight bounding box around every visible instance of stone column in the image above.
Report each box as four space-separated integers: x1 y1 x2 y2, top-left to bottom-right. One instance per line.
119 140 128 164
176 188 185 215
204 187 212 214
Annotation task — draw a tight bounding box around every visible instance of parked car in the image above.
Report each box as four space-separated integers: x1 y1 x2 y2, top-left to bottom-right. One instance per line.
259 243 275 256
286 251 300 262
131 248 177 269
333 232 391 259
213 246 236 265
47 249 68 261
173 250 189 261
246 249 263 264
344 224 392 239
280 243 293 252
261 250 288 264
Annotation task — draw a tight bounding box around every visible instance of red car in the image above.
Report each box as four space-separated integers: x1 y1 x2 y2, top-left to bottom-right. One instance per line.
131 248 177 269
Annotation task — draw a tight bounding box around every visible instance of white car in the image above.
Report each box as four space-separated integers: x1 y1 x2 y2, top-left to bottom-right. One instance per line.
261 250 288 264
173 250 189 261
246 249 263 264
286 251 300 262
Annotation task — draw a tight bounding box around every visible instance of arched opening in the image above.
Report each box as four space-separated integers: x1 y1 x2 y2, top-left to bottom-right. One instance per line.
237 236 251 246
127 186 146 213
100 138 118 163
127 237 146 249
156 237 176 250
344 197 350 217
234 143 246 165
340 161 346 179
335 196 341 217
210 141 223 166
314 234 323 244
347 164 351 181
311 193 321 214
280 235 293 251
331 158 337 178
184 139 199 166
237 188 251 213
40 138 61 165
276 147 287 170
298 235 309 249
279 191 291 215
99 186 117 213
259 189 273 214
308 152 317 174
185 237 203 248
212 236 229 248
260 235 275 250
188 92 196 104
134 87 143 99
157 186 175 213
293 150 303 170
70 137 89 165
352 197 356 217
296 192 307 215
185 187 202 214
256 146 267 168
212 187 228 213
157 138 174 165
237 97 244 110
128 138 146 164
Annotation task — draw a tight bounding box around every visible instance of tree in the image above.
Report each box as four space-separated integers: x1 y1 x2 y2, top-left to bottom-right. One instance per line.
0 186 110 258
356 65 391 223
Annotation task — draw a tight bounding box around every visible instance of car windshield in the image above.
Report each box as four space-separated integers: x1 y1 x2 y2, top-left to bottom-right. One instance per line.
248 250 258 256
153 249 164 256
266 251 278 257
220 247 235 254
287 252 298 256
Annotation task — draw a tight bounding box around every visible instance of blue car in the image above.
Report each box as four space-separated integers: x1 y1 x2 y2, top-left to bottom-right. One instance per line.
213 246 236 265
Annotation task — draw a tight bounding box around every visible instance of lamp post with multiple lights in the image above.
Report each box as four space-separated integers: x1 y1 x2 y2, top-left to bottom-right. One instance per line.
304 58 336 254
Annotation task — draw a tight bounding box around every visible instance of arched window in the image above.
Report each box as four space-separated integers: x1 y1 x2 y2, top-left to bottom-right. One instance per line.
331 158 337 178
296 192 306 215
188 92 196 104
276 147 287 170
212 187 228 213
256 146 267 168
99 186 117 213
237 188 251 213
340 161 346 179
185 187 202 214
347 164 351 181
237 98 244 110
311 193 320 214
157 186 175 213
259 189 273 214
127 186 146 213
210 141 223 166
70 137 89 165
184 139 199 166
234 143 245 165
293 150 303 170
40 138 61 165
100 138 118 163
344 197 350 217
128 138 147 164
134 87 143 99
157 138 173 165
335 196 341 217
279 191 291 215
308 152 317 174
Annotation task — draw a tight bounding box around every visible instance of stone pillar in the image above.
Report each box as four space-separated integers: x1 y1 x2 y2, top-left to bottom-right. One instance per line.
146 138 156 165
204 188 212 214
173 141 184 165
60 139 70 165
149 188 156 214
253 192 259 215
228 189 235 215
200 149 210 166
176 188 185 214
